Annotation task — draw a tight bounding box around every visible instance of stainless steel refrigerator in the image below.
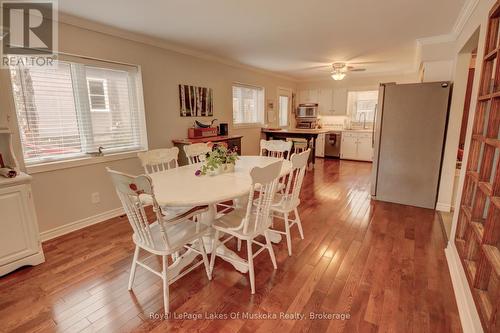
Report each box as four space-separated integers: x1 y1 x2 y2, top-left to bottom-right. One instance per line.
371 82 451 209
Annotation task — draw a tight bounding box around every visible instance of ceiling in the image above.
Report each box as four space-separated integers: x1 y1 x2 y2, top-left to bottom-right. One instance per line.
58 0 466 80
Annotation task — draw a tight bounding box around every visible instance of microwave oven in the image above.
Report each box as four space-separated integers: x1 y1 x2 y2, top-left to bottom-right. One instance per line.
296 103 319 118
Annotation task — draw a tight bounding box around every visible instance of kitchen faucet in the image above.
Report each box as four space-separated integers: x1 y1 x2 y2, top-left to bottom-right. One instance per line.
359 112 367 129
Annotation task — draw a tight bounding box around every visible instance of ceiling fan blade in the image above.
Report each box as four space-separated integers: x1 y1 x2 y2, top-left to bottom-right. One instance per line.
348 68 366 72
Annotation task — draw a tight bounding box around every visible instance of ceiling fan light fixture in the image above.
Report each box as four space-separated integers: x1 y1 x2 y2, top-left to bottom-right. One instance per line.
331 71 346 80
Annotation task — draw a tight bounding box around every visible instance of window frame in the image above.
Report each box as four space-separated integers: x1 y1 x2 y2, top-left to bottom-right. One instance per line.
87 77 110 112
347 90 378 123
7 55 148 173
232 83 265 128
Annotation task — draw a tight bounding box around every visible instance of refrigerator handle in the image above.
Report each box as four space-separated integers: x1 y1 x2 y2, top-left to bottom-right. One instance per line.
372 104 377 147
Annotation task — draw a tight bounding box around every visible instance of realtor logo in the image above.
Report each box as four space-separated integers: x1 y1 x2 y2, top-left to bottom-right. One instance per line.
1 0 57 67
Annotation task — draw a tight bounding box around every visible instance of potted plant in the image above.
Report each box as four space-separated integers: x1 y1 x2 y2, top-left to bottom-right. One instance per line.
195 145 239 176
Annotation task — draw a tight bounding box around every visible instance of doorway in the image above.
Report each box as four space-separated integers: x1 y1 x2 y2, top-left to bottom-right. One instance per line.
438 31 479 241
277 87 292 128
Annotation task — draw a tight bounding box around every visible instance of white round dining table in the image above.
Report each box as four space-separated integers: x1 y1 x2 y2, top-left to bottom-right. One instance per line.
148 155 292 276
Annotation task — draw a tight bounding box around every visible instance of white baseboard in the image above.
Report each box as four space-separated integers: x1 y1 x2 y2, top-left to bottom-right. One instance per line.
40 207 124 242
436 202 452 212
445 244 483 333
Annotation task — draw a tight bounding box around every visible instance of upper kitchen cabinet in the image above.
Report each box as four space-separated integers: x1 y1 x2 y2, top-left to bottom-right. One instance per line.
332 88 348 115
298 89 319 104
318 89 333 115
299 88 348 116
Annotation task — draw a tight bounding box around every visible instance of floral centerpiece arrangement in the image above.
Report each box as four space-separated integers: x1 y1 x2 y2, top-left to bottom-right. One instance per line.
195 144 239 176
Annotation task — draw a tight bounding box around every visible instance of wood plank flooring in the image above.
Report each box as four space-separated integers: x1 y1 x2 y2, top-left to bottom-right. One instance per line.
0 159 462 332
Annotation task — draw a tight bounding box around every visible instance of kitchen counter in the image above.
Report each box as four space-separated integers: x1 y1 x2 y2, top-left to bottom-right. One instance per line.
261 128 329 135
261 128 327 167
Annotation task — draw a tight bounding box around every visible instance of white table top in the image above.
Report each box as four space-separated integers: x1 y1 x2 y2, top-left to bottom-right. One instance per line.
149 156 292 207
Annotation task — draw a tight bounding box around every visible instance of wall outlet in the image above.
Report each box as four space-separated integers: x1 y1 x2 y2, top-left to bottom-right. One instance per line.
91 192 100 204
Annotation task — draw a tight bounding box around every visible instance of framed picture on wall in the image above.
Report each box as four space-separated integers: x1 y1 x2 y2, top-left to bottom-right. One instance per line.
179 84 214 117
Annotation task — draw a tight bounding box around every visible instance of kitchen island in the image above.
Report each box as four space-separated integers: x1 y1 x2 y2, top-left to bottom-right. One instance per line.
261 128 329 166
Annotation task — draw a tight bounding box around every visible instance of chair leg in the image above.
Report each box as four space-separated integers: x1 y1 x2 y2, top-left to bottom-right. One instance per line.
264 231 277 269
246 240 255 294
237 239 242 251
128 245 140 290
284 213 293 256
198 237 211 280
209 230 220 276
294 208 304 240
162 255 170 315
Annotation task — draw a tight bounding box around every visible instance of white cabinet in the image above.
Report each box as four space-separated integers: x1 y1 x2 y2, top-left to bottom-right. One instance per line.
357 134 373 161
0 176 44 276
332 88 348 115
299 88 348 116
340 132 358 160
340 131 373 162
0 127 44 276
318 89 333 115
298 89 319 104
315 133 325 157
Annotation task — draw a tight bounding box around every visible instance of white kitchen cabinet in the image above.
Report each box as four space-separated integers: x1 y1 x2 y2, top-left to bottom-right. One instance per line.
340 132 358 160
298 89 319 104
340 131 373 162
332 88 348 115
357 133 374 161
318 89 333 115
0 175 45 276
315 133 325 157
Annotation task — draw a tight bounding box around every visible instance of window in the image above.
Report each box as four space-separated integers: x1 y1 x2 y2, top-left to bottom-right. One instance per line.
347 90 378 123
232 84 264 126
87 78 109 112
279 95 289 127
10 57 147 165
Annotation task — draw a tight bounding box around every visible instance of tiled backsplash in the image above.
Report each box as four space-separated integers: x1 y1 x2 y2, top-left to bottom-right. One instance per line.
319 116 349 129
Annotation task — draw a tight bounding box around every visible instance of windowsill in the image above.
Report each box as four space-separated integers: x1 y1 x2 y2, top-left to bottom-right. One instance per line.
26 150 145 174
232 123 264 129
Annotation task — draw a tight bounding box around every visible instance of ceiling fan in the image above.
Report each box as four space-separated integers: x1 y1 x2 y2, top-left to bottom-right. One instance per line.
330 62 366 80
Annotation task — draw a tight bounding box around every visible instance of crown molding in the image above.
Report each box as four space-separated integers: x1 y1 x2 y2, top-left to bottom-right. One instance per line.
452 0 480 38
416 0 479 48
56 12 299 83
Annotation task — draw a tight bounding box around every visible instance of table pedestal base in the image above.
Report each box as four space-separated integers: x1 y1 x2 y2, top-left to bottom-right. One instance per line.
168 205 283 278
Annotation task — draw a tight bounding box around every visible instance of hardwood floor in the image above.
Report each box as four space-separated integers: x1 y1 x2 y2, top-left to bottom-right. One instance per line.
0 159 462 332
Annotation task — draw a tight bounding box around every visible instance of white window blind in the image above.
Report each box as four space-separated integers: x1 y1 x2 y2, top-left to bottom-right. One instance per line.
347 90 378 123
10 57 147 165
232 84 264 125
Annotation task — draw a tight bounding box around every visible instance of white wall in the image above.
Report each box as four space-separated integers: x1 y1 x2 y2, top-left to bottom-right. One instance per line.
421 60 455 82
0 18 297 234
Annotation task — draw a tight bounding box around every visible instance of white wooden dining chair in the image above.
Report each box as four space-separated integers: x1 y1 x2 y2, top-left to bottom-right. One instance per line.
107 168 211 315
184 143 211 164
209 160 283 294
184 142 236 216
137 149 197 219
269 149 310 256
138 148 179 174
259 139 293 160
